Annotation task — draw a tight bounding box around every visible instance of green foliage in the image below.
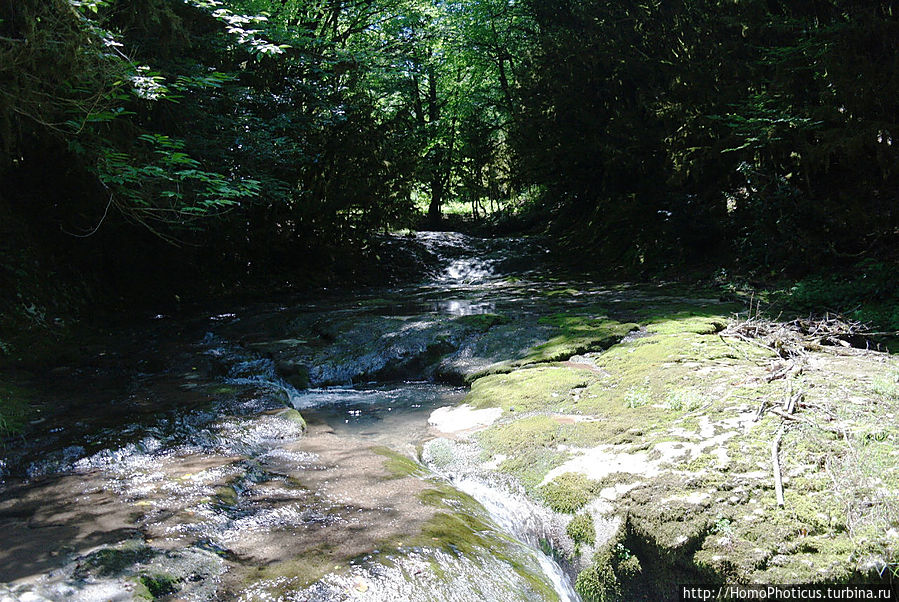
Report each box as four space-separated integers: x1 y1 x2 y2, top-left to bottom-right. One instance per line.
0 386 30 438
514 0 899 275
4 0 898 328
778 261 899 331
623 387 651 409
663 389 703 412
97 134 260 227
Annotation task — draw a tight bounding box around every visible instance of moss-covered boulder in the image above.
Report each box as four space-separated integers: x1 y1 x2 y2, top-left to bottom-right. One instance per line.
444 306 899 597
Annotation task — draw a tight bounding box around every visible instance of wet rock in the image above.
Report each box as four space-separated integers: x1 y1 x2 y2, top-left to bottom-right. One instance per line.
273 407 307 432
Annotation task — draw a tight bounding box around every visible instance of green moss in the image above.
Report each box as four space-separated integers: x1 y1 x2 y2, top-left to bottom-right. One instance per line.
627 502 711 553
479 415 561 454
524 318 638 364
680 453 717 472
214 484 238 506
539 472 602 513
452 313 511 331
575 536 641 602
576 559 620 602
460 304 898 588
577 327 768 412
419 481 484 511
139 573 180 598
478 416 569 490
567 512 596 546
418 511 494 557
644 314 728 335
251 546 339 587
131 579 154 600
466 365 598 412
373 446 423 479
81 542 155 576
415 482 558 600
274 407 306 431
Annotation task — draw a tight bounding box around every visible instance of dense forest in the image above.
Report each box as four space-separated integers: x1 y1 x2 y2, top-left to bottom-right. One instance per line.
2 0 899 336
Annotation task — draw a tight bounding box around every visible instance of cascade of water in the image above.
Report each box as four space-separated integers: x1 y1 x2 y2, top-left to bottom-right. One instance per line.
452 477 582 602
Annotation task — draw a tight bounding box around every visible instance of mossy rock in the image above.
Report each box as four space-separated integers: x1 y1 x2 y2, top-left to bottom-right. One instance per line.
415 481 559 600
575 534 642 602
249 547 340 589
140 572 180 598
452 313 511 331
467 365 598 413
80 542 155 577
214 484 238 506
477 416 569 491
373 446 423 479
524 318 638 364
576 559 620 602
539 472 602 513
567 512 596 546
274 407 307 431
643 314 729 335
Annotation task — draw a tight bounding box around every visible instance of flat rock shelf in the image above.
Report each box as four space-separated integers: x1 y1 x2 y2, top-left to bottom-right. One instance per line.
1 232 896 601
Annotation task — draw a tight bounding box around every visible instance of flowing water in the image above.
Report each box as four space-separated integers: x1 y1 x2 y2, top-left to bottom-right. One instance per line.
0 232 699 601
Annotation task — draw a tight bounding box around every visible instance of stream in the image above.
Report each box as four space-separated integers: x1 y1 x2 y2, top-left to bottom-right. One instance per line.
0 232 675 601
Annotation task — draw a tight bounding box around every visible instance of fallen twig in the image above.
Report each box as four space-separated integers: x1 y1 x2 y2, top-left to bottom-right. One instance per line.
768 407 844 435
754 398 768 422
772 424 785 507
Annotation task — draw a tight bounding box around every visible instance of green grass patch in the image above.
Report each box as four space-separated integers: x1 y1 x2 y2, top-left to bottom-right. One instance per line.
872 369 899 400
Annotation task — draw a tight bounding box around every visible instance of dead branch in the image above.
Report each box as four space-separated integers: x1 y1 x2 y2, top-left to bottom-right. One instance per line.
768 407 844 435
722 313 874 358
772 424 785 507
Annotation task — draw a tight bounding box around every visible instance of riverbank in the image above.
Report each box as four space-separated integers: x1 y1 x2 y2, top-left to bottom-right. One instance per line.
427 307 898 599
1 232 896 601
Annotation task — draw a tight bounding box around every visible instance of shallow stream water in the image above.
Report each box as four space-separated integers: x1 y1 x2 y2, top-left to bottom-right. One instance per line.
0 232 692 601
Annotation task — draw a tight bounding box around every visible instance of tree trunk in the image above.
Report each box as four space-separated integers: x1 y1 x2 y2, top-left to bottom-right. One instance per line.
428 173 443 227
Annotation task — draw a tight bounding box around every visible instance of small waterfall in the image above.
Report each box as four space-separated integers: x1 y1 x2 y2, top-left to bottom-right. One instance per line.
453 477 581 602
439 256 496 285
225 356 309 407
